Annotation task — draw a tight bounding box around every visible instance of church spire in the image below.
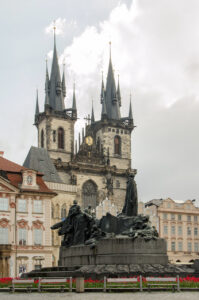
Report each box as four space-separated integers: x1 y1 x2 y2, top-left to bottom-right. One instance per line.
48 24 65 111
117 75 121 107
35 89 39 124
102 42 121 120
91 100 95 124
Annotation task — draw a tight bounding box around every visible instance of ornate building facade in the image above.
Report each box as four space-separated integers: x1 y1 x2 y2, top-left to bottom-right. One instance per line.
0 152 55 277
139 198 199 263
24 34 136 265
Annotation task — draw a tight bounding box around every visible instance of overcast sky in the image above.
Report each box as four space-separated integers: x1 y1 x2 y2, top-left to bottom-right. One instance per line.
0 0 199 203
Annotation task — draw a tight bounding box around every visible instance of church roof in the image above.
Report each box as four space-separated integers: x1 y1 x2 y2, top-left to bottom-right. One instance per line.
23 146 62 183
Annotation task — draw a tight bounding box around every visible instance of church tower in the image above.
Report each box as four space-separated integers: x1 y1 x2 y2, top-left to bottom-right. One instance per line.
34 30 77 164
87 43 134 170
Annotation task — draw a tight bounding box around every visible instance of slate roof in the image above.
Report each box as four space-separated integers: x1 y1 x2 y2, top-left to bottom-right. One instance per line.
23 146 62 183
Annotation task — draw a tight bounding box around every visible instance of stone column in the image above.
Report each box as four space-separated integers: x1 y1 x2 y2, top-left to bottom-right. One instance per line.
2 257 6 277
76 277 84 293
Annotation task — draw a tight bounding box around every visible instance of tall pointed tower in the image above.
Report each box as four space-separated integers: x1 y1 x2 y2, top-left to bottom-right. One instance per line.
89 43 135 170
34 29 77 164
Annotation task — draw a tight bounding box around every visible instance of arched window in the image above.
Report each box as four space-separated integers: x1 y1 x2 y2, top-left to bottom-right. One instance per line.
61 204 67 219
82 180 98 209
114 135 121 155
41 129 44 148
58 127 64 149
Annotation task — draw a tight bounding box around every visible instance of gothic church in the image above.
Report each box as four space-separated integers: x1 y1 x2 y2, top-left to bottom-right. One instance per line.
24 33 136 218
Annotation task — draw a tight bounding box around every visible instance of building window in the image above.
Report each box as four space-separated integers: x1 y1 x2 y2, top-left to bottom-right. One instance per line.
171 214 175 220
194 216 198 222
61 204 67 219
53 130 56 142
18 199 26 212
171 241 176 251
187 227 191 236
55 204 60 219
41 129 44 148
51 204 54 218
163 213 167 220
167 203 171 208
178 241 183 251
0 227 8 244
19 228 27 245
112 129 115 132
194 242 199 252
108 128 111 132
34 229 42 245
178 214 182 221
33 200 42 213
171 225 175 235
0 198 9 211
58 127 64 149
163 225 168 235
187 242 192 252
178 226 182 236
187 215 191 222
194 227 198 236
114 135 121 155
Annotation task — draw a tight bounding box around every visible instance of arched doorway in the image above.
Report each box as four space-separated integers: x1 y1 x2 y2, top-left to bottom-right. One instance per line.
82 180 98 209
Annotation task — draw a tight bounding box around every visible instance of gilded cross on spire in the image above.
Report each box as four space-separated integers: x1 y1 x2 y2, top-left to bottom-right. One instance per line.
109 41 112 59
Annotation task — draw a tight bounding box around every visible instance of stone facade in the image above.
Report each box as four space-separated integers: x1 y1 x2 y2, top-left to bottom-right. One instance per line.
139 198 199 264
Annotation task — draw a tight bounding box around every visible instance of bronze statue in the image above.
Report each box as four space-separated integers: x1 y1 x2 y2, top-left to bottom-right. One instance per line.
122 174 138 216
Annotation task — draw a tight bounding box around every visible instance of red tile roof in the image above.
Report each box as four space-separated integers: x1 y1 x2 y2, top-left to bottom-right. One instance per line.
0 156 26 172
0 156 54 195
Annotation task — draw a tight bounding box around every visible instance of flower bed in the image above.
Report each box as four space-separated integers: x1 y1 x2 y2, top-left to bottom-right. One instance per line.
0 276 199 289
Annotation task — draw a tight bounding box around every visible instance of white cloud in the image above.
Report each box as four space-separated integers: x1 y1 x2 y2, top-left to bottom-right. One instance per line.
56 0 199 201
45 18 77 36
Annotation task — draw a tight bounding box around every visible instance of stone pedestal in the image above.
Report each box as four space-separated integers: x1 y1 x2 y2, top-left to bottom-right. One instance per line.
59 237 168 267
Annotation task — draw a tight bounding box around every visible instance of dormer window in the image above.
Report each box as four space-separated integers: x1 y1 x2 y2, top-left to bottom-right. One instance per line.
21 170 39 190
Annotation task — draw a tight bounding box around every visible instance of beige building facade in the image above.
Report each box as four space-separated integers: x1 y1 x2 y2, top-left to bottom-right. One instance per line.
0 153 55 276
139 198 199 263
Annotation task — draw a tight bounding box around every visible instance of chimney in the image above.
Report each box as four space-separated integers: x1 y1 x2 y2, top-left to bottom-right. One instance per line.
0 151 4 157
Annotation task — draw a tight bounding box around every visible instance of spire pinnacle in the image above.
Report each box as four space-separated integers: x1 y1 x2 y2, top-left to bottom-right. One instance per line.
117 74 121 107
128 93 133 125
53 20 56 48
35 89 39 124
62 60 66 98
72 81 77 115
91 99 95 124
109 41 112 60
100 71 105 104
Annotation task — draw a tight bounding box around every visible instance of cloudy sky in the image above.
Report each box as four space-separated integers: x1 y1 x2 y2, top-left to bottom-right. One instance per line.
0 0 199 203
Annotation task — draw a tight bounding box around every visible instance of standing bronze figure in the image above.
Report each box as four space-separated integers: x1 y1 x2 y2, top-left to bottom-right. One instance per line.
122 174 138 216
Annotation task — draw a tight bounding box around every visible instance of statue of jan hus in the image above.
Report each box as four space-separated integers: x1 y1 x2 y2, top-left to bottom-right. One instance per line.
122 174 138 216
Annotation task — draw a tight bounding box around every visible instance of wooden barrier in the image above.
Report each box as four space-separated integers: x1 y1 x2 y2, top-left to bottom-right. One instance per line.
104 276 142 292
146 276 180 292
